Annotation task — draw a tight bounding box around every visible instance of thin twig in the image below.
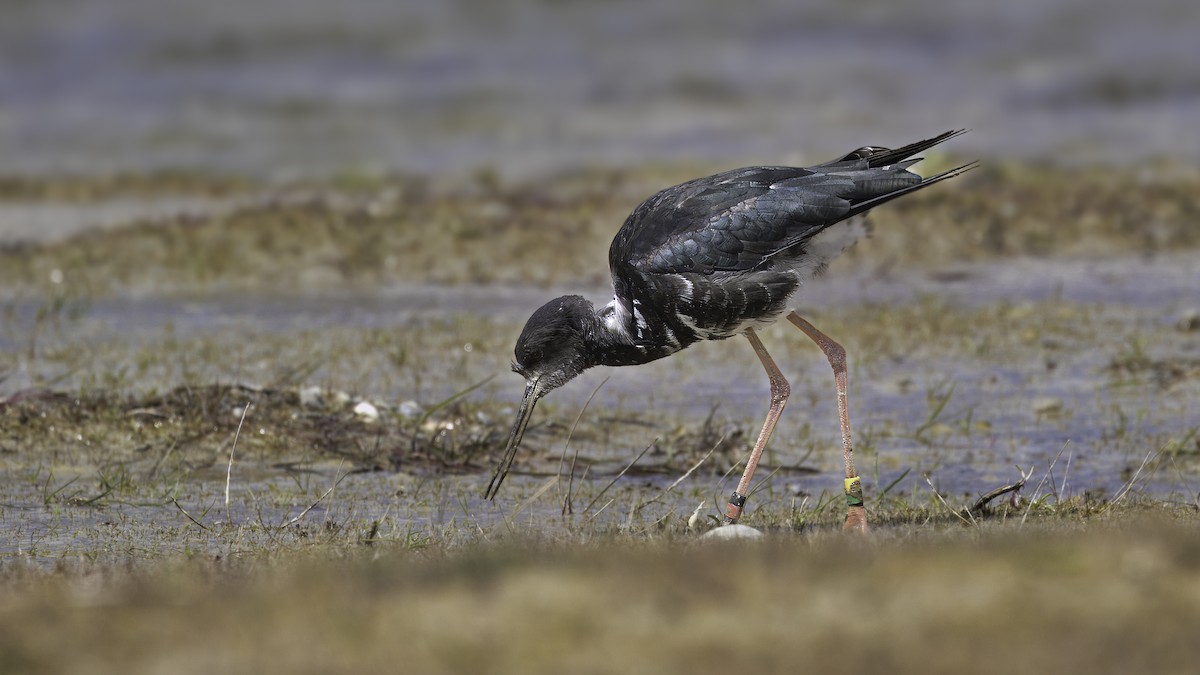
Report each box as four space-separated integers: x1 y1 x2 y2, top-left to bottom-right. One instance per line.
171 497 209 530
557 377 607 514
589 498 617 520
565 446 581 516
747 464 784 499
710 447 751 514
225 402 251 512
1059 449 1073 500
1110 446 1158 507
363 503 393 546
1166 454 1200 509
283 464 348 528
508 475 559 523
1022 440 1071 524
969 467 1031 513
415 374 495 428
923 473 972 526
636 432 725 513
747 444 818 500
584 438 656 516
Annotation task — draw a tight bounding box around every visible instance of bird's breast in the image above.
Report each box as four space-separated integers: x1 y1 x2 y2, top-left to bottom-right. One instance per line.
644 270 801 342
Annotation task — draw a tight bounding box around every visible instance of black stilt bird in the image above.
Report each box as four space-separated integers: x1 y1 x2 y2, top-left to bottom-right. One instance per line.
484 130 974 530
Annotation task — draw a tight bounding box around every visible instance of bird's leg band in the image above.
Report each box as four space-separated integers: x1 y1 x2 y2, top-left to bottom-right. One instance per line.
724 492 747 523
844 476 864 507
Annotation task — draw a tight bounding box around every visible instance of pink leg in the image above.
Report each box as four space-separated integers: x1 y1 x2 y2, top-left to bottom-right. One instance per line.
724 328 790 523
786 312 868 533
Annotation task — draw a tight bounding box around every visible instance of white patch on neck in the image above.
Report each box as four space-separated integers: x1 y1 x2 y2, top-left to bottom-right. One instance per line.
603 294 633 339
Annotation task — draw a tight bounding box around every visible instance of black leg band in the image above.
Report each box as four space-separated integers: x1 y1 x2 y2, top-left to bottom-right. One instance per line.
724 491 748 523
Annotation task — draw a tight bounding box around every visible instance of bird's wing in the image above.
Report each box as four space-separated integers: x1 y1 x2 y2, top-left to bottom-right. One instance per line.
610 130 971 278
609 162 916 276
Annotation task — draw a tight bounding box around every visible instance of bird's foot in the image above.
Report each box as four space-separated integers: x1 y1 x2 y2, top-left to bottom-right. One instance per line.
843 505 870 533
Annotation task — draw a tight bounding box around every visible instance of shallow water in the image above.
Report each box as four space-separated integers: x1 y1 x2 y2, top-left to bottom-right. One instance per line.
4 253 1196 339
4 255 1197 546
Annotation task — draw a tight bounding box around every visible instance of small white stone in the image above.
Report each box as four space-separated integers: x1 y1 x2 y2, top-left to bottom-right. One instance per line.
397 400 423 418
700 524 764 540
353 400 380 422
299 386 324 408
1033 397 1064 415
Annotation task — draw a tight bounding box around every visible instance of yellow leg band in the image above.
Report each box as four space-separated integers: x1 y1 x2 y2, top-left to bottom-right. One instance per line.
844 476 864 507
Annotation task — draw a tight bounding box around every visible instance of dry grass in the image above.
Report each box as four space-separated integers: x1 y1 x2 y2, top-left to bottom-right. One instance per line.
3 160 1199 295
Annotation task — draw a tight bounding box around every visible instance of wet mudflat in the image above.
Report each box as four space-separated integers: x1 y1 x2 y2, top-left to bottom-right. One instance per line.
1 159 1199 673
4 251 1200 519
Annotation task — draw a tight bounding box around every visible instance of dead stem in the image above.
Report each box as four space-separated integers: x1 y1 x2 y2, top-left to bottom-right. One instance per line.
225 402 251 515
171 497 209 531
969 467 1032 513
924 473 974 526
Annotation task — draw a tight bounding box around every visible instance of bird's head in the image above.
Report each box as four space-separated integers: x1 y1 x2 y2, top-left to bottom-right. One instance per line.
513 295 595 393
484 295 595 499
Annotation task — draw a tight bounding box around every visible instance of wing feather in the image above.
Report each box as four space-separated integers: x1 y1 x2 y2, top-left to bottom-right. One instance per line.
609 131 971 279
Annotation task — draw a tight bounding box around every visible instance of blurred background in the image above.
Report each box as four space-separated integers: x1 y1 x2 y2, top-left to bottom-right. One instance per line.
2 0 1197 179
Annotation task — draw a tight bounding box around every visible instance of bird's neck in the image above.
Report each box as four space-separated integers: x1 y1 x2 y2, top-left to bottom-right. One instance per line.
584 300 678 368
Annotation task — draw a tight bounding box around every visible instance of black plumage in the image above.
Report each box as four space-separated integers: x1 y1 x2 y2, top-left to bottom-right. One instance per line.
485 130 974 525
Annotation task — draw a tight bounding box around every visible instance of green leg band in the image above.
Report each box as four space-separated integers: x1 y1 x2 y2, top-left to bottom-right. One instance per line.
844 476 864 507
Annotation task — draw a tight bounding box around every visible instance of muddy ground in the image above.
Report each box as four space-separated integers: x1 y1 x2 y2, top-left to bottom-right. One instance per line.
1 161 1198 674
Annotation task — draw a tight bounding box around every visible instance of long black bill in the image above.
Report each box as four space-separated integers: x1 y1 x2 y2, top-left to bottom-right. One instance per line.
483 380 539 500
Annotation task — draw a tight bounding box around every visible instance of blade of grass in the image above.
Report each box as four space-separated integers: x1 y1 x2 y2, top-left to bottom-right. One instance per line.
878 467 912 501
636 432 725 514
558 377 607 514
507 475 559 523
584 438 656 517
1022 440 1071 524
284 461 348 528
414 374 495 428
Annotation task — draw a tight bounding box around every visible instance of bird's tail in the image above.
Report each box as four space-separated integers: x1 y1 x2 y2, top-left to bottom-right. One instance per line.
843 160 979 220
823 129 969 169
